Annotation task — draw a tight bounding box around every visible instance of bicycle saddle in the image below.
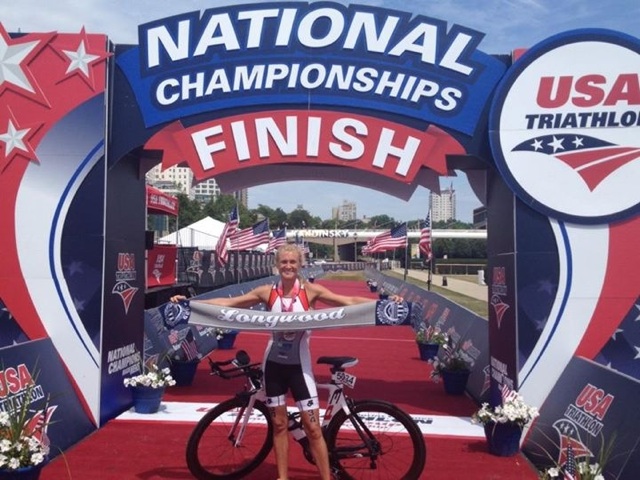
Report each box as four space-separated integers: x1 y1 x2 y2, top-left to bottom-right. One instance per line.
317 356 358 369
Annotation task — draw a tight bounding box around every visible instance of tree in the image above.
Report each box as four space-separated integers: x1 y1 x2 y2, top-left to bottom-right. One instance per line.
366 215 397 229
288 208 315 228
176 193 202 229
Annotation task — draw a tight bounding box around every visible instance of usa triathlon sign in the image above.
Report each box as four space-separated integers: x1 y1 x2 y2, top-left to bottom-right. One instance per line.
490 29 640 224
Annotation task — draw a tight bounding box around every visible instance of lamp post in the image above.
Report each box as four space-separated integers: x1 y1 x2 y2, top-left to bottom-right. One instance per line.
353 232 358 262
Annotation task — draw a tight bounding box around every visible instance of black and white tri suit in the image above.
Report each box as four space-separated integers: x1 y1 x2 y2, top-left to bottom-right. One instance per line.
263 279 319 411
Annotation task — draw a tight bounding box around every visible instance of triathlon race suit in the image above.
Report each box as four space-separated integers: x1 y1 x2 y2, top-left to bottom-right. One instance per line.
263 279 319 411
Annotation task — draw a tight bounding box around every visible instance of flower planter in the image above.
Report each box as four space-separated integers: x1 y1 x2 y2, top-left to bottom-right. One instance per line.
170 359 200 386
0 463 46 480
417 342 439 361
131 385 165 413
441 369 470 395
217 332 238 350
368 284 378 292
484 422 523 457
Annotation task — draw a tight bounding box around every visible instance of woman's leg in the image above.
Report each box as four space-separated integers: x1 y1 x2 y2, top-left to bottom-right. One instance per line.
270 404 290 480
300 408 331 480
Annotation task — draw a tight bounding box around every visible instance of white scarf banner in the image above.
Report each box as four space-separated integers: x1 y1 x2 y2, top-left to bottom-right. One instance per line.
185 300 412 332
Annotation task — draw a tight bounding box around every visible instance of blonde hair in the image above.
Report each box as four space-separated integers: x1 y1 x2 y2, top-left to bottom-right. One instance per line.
275 243 305 265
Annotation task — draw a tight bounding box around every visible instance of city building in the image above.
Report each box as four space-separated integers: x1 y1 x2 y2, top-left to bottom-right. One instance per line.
430 186 456 222
146 164 248 206
192 178 221 203
331 200 357 221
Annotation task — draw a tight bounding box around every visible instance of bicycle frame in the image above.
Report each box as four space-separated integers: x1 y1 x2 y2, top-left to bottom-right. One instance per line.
228 370 266 448
192 353 425 479
231 364 356 448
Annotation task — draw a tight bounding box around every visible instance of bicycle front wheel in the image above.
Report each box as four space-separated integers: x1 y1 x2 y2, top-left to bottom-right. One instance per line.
326 399 426 480
186 397 273 479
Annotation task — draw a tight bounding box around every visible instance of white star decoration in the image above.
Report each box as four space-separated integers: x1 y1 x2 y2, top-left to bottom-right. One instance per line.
571 136 584 148
0 33 39 93
548 136 565 152
0 119 30 155
531 138 543 151
63 40 99 77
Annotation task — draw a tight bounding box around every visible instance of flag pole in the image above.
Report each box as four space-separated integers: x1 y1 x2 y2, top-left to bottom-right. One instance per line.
403 223 408 282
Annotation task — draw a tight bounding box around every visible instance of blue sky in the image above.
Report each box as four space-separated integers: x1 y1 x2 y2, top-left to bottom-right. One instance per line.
4 0 639 222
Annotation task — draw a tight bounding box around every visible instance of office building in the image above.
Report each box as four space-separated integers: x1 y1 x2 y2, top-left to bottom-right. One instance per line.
430 187 456 223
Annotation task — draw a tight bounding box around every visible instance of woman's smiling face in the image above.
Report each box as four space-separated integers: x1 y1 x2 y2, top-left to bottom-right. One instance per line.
277 250 300 281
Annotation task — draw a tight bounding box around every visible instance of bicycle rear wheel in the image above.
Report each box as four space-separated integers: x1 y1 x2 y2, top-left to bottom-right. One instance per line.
186 397 273 479
326 399 426 480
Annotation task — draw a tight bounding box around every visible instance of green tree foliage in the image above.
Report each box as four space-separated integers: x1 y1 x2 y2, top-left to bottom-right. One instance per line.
176 193 202 229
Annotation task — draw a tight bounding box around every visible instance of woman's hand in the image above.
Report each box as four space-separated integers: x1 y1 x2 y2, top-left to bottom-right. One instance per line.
389 295 404 303
170 295 187 303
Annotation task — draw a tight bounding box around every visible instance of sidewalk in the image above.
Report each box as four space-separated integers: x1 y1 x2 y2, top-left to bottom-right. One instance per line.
392 268 488 302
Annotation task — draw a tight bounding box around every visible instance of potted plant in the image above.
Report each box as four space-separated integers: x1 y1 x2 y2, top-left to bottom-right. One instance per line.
0 381 50 478
215 328 239 350
123 363 176 413
415 324 448 361
429 339 471 395
537 433 614 479
471 391 539 456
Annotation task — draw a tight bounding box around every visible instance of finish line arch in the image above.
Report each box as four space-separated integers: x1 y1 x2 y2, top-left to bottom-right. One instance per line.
2 2 640 477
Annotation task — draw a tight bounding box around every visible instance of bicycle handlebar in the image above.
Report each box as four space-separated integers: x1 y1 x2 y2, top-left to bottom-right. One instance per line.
208 350 262 380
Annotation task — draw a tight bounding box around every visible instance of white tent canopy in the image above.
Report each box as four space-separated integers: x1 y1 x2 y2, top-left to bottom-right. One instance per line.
157 216 226 249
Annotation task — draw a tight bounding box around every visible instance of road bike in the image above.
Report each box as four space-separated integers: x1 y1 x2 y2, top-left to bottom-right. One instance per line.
186 350 426 479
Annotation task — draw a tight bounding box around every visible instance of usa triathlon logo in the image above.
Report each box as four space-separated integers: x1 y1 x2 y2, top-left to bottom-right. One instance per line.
490 29 640 224
512 134 640 191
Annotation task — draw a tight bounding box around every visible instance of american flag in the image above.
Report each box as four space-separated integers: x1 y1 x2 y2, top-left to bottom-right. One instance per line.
266 228 287 253
419 213 432 260
229 218 270 251
295 232 310 255
367 223 407 253
215 206 239 267
180 329 199 361
563 444 576 480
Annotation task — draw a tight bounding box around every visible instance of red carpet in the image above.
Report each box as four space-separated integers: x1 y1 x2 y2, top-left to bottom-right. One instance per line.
40 280 538 479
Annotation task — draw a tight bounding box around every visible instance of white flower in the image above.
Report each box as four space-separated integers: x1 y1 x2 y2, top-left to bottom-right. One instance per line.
30 452 46 465
472 393 539 426
123 364 176 388
546 467 560 477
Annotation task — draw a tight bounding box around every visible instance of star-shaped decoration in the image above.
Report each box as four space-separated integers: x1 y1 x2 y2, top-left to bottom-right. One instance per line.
548 135 565 152
634 345 640 360
530 138 543 151
73 297 86 312
571 136 584 148
0 24 53 106
63 40 100 77
0 119 30 155
67 260 84 276
634 303 640 321
0 106 42 171
53 27 112 91
611 328 623 341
